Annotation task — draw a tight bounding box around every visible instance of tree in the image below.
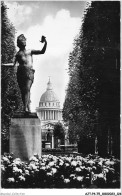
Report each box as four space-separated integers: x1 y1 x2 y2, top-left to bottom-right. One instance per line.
63 1 120 157
1 1 16 63
53 122 65 147
1 2 23 153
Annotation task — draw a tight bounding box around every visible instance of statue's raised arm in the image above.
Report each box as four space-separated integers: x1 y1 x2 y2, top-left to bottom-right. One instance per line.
15 34 47 113
31 36 47 55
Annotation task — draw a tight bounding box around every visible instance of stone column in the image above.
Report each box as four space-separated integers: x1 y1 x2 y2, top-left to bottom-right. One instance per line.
44 111 46 120
56 111 57 120
46 111 47 120
52 133 54 149
41 111 42 120
49 111 51 119
51 110 53 120
55 111 56 120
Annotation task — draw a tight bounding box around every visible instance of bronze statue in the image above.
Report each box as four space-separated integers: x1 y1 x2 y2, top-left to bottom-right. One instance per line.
14 34 47 113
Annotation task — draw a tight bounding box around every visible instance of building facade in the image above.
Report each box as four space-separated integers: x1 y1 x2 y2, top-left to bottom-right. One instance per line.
36 79 67 148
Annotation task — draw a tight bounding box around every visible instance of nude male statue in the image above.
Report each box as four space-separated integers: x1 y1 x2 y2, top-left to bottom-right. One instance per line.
14 34 47 113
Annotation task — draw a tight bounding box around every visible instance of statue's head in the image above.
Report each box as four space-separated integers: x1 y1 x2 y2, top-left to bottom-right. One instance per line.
17 34 26 48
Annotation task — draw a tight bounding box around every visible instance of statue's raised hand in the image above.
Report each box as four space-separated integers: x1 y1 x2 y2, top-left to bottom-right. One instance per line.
40 36 46 43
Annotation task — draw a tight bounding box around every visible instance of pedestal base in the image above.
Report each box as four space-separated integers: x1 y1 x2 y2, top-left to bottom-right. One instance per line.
10 112 41 161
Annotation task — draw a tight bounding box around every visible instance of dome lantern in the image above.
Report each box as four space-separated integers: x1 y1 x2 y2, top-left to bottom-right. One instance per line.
47 77 52 90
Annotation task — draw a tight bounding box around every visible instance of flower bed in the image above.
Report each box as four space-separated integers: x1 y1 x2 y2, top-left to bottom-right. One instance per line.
1 153 120 188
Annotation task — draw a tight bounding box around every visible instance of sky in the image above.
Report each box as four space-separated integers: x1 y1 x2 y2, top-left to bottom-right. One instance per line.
5 1 87 112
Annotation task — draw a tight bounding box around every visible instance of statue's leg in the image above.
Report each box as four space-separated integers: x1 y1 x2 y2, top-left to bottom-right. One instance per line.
25 79 33 112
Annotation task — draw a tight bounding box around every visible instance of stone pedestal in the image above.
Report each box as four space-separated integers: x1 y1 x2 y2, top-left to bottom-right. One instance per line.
10 112 41 161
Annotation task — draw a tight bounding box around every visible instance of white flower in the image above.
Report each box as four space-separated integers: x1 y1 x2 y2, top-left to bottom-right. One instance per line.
3 157 9 161
61 175 64 179
103 168 109 173
26 166 32 170
47 172 52 176
48 155 53 159
70 174 76 179
25 170 29 175
13 166 19 172
105 160 114 166
2 157 10 164
75 167 81 172
13 167 22 173
1 165 5 171
109 161 115 165
7 177 15 183
64 178 70 183
41 166 46 170
65 163 70 167
77 160 82 166
56 165 60 169
99 158 104 162
51 168 57 174
65 157 70 162
46 165 50 170
48 161 55 167
80 166 85 170
92 166 97 170
18 175 25 181
76 156 82 160
18 169 22 173
109 168 115 173
88 160 94 166
92 174 98 181
97 173 104 178
14 159 21 162
59 161 64 166
87 167 92 172
30 163 37 170
98 161 103 166
71 161 77 167
77 176 84 182
42 155 47 158
40 163 45 166
14 158 21 165
29 156 38 162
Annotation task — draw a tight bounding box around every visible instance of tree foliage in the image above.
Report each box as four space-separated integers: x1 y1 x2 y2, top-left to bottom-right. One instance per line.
1 1 16 63
53 122 65 141
1 2 23 153
63 1 120 156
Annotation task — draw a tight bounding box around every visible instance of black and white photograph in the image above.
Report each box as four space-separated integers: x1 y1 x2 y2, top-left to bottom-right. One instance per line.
1 0 121 194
